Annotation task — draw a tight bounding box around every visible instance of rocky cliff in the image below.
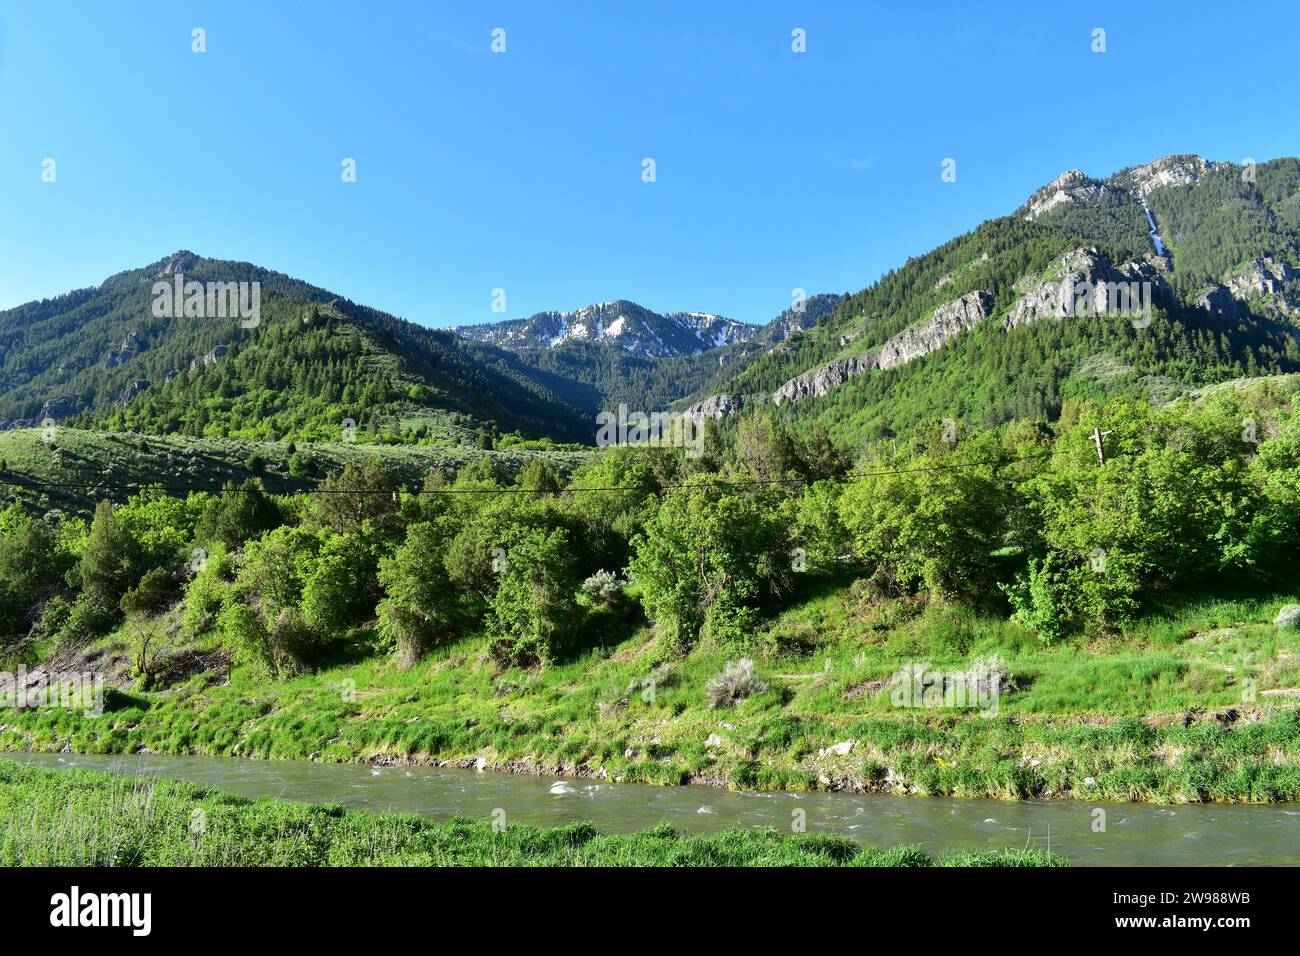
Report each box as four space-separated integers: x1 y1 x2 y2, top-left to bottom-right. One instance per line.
1003 248 1166 331
771 290 995 406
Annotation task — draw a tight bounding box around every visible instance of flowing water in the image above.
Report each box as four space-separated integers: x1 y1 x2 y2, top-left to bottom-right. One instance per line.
7 751 1299 866
1140 197 1169 257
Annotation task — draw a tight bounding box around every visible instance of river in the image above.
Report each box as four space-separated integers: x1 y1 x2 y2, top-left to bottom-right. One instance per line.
6 752 1298 865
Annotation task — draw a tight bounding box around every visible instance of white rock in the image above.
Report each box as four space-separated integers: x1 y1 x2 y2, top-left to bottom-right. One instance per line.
1275 605 1300 631
705 733 725 748
819 740 854 757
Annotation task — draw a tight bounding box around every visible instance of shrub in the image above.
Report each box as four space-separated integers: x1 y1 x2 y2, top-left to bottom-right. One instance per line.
631 482 790 649
580 569 624 603
79 501 141 610
120 567 176 617
180 545 233 639
55 595 118 647
219 604 309 678
489 527 580 663
706 658 767 709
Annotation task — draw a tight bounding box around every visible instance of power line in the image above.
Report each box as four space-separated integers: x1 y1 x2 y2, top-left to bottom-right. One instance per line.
0 449 1060 498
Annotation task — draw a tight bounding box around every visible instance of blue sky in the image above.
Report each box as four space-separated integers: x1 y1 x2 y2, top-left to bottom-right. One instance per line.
2 1 1298 327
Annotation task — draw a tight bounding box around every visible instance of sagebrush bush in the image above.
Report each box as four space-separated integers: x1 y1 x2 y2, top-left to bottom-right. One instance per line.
706 658 767 709
581 570 623 603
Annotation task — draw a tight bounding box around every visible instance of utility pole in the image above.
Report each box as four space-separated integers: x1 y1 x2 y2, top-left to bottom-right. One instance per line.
1091 427 1112 465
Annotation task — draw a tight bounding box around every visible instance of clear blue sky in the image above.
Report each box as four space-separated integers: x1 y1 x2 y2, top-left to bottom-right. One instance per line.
3 1 1298 326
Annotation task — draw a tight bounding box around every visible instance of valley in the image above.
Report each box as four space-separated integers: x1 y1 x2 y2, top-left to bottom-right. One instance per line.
3 154 1300 869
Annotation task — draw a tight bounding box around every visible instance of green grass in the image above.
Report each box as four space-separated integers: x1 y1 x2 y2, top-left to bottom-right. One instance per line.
5 584 1300 804
0 761 1057 867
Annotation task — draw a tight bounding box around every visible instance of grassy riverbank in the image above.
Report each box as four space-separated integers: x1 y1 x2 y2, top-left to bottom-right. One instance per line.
0 761 1058 867
4 586 1300 804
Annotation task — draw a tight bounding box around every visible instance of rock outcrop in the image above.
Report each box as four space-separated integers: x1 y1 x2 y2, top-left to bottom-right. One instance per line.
1022 169 1109 221
772 290 994 406
1114 155 1214 198
155 250 201 276
39 396 84 421
1022 156 1213 222
683 393 745 420
120 379 150 404
1196 259 1299 322
188 344 230 372
103 329 142 370
1004 248 1164 331
1197 285 1242 321
1227 258 1300 316
876 290 994 371
771 353 879 406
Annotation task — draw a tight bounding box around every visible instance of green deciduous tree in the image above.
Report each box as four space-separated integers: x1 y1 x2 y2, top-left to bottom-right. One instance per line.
376 521 459 667
631 482 791 649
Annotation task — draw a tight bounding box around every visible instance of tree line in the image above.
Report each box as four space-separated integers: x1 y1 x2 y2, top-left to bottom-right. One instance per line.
2 382 1298 682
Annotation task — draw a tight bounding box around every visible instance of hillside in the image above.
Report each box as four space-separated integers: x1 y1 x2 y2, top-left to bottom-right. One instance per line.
0 252 593 444
685 156 1300 444
0 427 593 514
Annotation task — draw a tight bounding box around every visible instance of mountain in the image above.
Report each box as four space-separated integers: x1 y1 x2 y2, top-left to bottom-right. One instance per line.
753 293 843 344
455 299 760 357
0 251 592 443
683 155 1300 441
6 154 1296 459
454 293 842 415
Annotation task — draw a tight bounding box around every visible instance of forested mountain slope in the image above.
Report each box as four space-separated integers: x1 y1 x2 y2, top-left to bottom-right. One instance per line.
686 156 1300 445
0 252 592 444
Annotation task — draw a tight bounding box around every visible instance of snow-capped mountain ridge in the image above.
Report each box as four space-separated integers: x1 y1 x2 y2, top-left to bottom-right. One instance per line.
455 299 761 358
